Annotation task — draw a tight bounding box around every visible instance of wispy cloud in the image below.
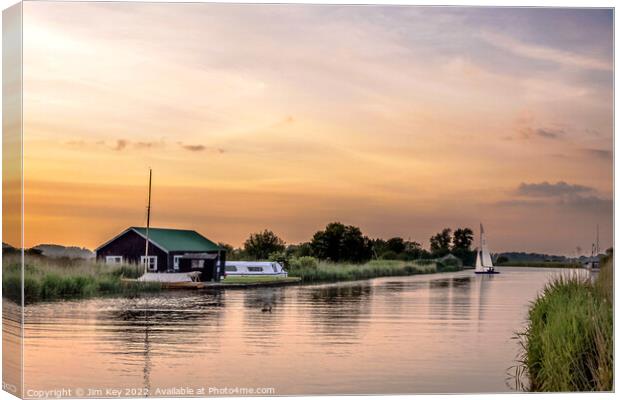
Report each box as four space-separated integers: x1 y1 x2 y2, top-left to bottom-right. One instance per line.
582 148 612 160
479 31 612 71
113 139 128 151
518 126 565 140
516 181 594 197
535 128 564 139
178 142 225 153
181 144 206 152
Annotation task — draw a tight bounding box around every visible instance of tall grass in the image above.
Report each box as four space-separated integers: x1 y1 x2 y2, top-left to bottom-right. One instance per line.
2 255 160 304
287 259 453 283
517 257 613 391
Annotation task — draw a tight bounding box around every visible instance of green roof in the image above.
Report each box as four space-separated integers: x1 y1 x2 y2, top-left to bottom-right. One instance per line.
131 227 221 252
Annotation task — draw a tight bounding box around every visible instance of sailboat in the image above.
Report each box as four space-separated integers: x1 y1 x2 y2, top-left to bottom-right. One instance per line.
474 224 499 275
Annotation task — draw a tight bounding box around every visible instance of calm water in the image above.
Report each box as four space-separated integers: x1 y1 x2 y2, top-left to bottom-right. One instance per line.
5 267 585 396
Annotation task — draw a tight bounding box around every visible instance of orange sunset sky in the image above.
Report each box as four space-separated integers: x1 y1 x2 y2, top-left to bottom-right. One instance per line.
13 3 613 254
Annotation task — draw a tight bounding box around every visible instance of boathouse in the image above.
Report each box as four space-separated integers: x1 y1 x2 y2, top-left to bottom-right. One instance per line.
95 227 225 281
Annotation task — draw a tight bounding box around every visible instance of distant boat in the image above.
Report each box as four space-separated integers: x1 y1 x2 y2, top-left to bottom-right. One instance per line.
474 224 499 275
583 224 601 271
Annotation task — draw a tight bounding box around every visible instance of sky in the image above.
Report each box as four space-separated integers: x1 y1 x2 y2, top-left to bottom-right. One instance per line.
17 3 613 255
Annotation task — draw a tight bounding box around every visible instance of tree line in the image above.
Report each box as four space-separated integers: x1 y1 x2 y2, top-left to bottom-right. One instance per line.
220 222 476 265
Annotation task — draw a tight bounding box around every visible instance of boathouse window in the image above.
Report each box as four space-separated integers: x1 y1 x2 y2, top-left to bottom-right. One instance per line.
248 266 263 272
105 256 123 265
141 256 158 272
225 266 237 272
173 255 182 271
191 259 205 269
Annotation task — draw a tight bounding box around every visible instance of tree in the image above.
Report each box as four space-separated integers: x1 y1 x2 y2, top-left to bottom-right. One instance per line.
311 222 372 263
451 228 475 266
386 237 406 254
430 228 452 257
401 240 424 260
496 255 509 265
288 242 313 258
243 230 285 260
218 242 234 254
452 228 474 252
370 238 388 259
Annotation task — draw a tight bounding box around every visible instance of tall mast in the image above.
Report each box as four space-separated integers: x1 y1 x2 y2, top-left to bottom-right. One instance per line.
144 169 152 273
596 224 600 255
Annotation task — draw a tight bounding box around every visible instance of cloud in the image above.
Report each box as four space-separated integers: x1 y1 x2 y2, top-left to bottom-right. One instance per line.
582 148 612 160
109 139 163 151
178 142 225 153
113 139 128 151
479 31 612 71
182 144 206 152
535 128 564 139
559 195 612 211
66 139 164 151
516 181 595 197
134 141 159 149
495 181 611 217
518 125 565 140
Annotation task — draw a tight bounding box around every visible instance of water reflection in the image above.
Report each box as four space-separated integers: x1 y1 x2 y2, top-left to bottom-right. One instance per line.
303 283 373 347
242 288 287 353
13 268 575 395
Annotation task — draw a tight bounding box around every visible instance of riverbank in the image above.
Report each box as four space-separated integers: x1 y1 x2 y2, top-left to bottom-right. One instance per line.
2 256 458 304
519 256 613 391
287 259 457 283
497 261 582 269
2 256 161 304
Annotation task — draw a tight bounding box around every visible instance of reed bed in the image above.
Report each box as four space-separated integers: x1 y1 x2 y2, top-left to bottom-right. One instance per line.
517 258 613 391
287 259 453 283
2 255 160 304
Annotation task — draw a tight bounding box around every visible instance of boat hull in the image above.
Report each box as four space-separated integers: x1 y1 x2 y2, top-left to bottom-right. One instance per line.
474 271 500 274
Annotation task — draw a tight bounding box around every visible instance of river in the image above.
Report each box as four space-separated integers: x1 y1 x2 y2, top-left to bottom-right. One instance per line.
4 267 585 396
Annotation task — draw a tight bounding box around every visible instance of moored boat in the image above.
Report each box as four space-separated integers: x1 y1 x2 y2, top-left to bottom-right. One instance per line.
224 261 288 277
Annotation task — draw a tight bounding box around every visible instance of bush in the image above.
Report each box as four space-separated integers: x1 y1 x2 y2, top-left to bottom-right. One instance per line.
380 250 398 260
289 256 318 270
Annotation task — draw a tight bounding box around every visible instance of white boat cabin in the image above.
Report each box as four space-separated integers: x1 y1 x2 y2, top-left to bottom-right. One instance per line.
225 261 288 277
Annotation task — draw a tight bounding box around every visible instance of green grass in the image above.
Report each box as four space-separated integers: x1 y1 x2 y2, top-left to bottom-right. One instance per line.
222 276 300 284
517 257 613 391
497 261 582 269
2 255 160 304
287 259 453 283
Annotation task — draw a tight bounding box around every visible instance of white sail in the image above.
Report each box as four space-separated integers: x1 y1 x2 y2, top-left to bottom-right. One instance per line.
474 249 484 272
480 224 494 267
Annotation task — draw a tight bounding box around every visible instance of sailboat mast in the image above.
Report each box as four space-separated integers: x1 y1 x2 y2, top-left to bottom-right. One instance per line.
144 169 152 273
596 224 600 255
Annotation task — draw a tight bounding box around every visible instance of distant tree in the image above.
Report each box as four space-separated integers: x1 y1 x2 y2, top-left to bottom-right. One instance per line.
386 237 406 254
430 228 452 257
496 255 509 265
311 222 372 263
370 238 388 259
243 230 285 260
452 228 474 252
401 240 424 260
288 242 313 258
451 227 475 265
380 250 398 260
218 242 234 254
